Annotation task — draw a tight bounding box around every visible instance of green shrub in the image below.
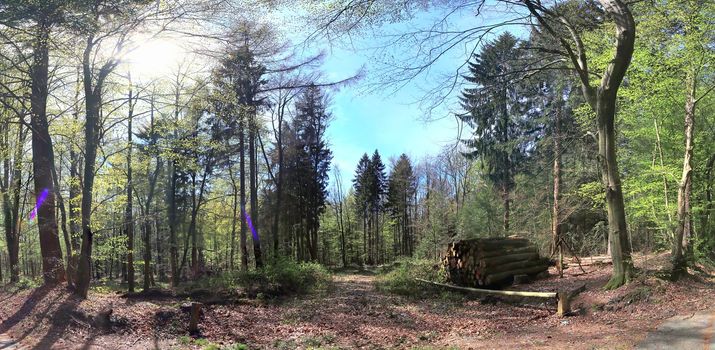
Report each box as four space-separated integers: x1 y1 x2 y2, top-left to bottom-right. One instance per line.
236 258 332 296
179 259 331 298
375 258 447 296
15 277 41 290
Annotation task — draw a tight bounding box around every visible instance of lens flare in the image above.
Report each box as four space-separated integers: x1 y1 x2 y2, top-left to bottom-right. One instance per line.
29 188 49 220
243 207 259 243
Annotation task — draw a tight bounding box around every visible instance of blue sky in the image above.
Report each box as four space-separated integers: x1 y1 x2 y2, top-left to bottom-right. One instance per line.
294 6 483 183
281 3 526 185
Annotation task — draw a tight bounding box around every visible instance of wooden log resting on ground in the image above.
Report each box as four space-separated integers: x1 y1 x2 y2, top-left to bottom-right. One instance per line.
479 252 541 268
483 265 550 286
478 245 539 258
418 278 589 317
415 278 557 298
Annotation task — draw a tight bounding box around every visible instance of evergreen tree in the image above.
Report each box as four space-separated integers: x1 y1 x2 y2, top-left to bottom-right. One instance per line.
387 154 417 256
294 85 333 260
353 153 372 263
458 32 536 233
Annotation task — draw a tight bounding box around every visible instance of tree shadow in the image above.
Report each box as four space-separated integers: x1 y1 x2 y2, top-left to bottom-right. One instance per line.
0 284 89 349
0 286 52 335
31 295 82 350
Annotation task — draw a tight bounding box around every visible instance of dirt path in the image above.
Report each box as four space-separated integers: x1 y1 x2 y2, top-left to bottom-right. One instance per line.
637 311 715 350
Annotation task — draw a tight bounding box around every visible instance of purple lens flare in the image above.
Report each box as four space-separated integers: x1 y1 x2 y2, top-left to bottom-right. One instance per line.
242 206 259 243
29 188 49 220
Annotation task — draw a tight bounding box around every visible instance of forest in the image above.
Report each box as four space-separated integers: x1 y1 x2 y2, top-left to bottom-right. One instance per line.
0 0 714 349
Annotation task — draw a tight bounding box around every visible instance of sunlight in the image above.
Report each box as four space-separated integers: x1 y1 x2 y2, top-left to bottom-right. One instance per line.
124 35 189 79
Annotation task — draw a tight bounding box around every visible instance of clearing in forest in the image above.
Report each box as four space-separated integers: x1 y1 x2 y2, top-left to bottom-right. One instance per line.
0 253 713 349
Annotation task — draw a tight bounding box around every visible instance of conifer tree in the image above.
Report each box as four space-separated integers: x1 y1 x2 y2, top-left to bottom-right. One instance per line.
459 32 535 233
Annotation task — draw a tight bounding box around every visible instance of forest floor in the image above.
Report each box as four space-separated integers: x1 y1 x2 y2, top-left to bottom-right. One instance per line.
0 252 713 349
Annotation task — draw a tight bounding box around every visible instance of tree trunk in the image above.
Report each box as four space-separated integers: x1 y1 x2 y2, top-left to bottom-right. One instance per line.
229 164 239 270
552 103 563 277
1 123 22 283
68 147 81 285
30 21 65 285
76 94 100 297
239 117 248 271
597 93 634 290
249 113 263 268
125 78 135 292
672 72 696 278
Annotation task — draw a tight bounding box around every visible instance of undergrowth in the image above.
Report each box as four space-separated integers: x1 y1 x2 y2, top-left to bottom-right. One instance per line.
375 258 450 297
183 258 332 298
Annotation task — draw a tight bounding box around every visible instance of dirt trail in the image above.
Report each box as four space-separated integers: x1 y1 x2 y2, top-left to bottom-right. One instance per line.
637 311 715 350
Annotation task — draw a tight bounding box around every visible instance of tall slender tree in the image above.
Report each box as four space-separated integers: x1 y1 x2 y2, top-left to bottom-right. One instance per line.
459 32 535 233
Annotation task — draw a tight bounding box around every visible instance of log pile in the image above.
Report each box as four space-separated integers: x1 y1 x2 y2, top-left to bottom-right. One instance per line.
443 237 550 287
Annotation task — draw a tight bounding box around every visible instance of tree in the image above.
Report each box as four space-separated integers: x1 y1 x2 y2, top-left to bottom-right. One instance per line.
75 0 157 298
136 88 163 290
660 0 715 277
459 32 535 233
292 85 333 260
124 75 137 292
0 0 71 285
387 154 417 256
212 37 269 268
353 153 372 263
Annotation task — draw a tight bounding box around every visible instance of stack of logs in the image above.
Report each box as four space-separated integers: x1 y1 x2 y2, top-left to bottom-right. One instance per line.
444 237 550 287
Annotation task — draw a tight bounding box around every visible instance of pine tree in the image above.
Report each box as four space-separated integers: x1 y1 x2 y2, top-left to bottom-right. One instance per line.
387 154 417 256
458 32 535 233
353 153 372 263
292 85 333 261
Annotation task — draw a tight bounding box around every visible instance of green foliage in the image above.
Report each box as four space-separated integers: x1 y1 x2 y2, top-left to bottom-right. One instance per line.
15 277 41 290
236 258 332 296
375 258 447 296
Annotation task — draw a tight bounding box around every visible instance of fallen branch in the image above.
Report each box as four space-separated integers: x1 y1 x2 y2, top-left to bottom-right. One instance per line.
414 278 557 298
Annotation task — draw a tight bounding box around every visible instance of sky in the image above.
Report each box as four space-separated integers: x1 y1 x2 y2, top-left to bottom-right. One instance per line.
291 5 497 183
125 3 524 187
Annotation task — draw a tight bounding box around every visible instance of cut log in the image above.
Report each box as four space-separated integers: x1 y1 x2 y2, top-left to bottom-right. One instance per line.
479 252 540 268
443 237 549 288
415 278 556 298
513 274 530 285
483 258 549 275
483 265 549 286
478 245 539 258
557 290 570 317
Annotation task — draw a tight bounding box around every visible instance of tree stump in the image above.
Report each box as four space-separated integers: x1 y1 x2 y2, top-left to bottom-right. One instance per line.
188 302 203 334
557 290 570 317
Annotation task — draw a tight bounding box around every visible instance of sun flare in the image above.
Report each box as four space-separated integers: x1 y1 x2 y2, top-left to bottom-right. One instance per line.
124 35 189 79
